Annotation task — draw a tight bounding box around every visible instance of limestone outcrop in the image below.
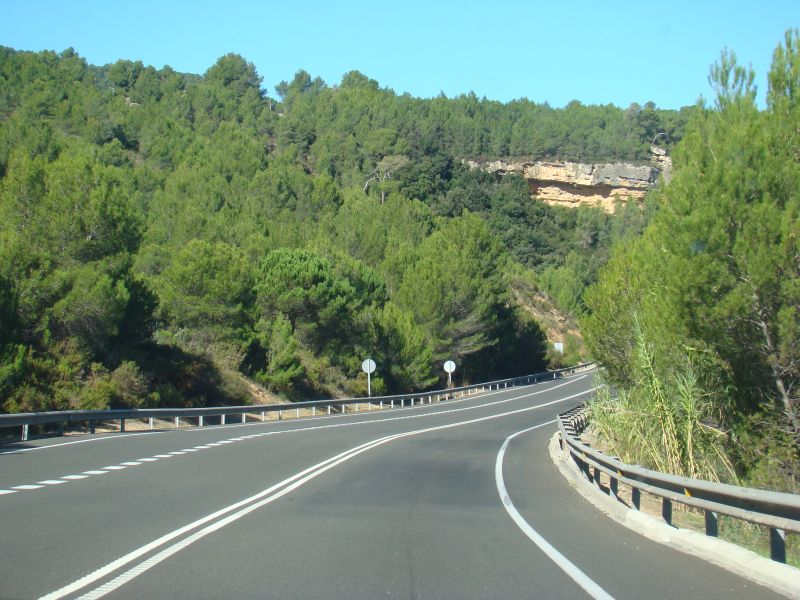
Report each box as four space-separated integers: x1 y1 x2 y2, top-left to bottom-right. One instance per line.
466 151 670 212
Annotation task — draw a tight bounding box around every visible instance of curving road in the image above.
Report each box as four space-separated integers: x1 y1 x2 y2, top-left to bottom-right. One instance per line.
0 372 785 599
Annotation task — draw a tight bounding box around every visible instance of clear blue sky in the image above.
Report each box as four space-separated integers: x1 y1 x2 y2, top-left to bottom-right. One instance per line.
2 0 797 108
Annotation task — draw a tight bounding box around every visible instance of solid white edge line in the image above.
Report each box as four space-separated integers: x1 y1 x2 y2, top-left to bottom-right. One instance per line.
183 372 594 434
4 376 595 502
1 370 595 457
44 385 597 600
495 424 616 600
14 378 585 497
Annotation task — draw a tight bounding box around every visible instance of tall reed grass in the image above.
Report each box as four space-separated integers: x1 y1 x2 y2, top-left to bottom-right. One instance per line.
589 324 735 482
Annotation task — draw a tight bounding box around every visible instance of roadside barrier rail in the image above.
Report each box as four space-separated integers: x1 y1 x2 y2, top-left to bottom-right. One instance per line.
0 363 595 443
558 404 800 563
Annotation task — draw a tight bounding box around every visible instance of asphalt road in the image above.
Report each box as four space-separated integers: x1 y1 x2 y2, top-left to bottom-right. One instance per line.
0 372 785 599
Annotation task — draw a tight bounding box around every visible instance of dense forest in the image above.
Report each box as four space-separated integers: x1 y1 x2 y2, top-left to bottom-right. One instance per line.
0 44 677 413
586 31 800 491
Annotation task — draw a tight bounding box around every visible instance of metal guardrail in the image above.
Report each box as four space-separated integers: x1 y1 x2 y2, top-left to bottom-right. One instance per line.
558 404 800 563
0 363 596 443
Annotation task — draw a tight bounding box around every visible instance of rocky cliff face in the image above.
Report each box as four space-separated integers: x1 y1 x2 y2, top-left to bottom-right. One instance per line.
467 150 669 212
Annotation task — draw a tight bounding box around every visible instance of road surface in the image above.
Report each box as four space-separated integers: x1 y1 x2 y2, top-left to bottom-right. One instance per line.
0 371 784 599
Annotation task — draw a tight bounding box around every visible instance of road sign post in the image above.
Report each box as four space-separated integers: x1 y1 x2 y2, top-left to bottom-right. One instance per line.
362 358 376 397
444 360 456 388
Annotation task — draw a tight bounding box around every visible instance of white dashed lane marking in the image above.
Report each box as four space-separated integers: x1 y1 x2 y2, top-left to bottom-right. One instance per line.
62 475 89 480
82 471 108 475
12 484 44 490
38 480 67 485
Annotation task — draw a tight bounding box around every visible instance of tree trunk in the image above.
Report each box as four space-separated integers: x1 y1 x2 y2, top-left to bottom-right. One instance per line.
753 300 800 437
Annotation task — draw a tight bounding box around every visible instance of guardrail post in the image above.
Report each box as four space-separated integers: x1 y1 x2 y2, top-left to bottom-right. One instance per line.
631 488 641 510
770 528 787 563
120 419 125 433
175 417 180 428
380 401 384 410
662 498 672 526
609 476 618 500
704 510 718 537
221 414 226 425
327 405 331 415
199 415 204 427
313 406 317 415
90 421 95 434
21 424 28 442
578 458 591 482
261 411 265 422
149 417 154 430
279 410 283 420
593 466 602 487
242 413 246 423
295 408 300 419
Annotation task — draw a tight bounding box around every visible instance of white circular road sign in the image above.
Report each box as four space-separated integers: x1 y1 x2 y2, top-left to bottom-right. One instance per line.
362 358 377 374
443 360 456 374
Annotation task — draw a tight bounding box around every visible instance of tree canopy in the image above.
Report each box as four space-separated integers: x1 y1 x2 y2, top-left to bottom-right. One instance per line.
584 31 800 488
0 41 688 414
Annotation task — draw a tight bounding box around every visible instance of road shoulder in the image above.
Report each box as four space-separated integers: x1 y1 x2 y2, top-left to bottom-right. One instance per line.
548 432 800 599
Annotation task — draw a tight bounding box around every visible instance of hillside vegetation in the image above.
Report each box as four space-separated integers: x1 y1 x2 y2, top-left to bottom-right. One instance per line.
0 45 683 412
585 31 800 491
